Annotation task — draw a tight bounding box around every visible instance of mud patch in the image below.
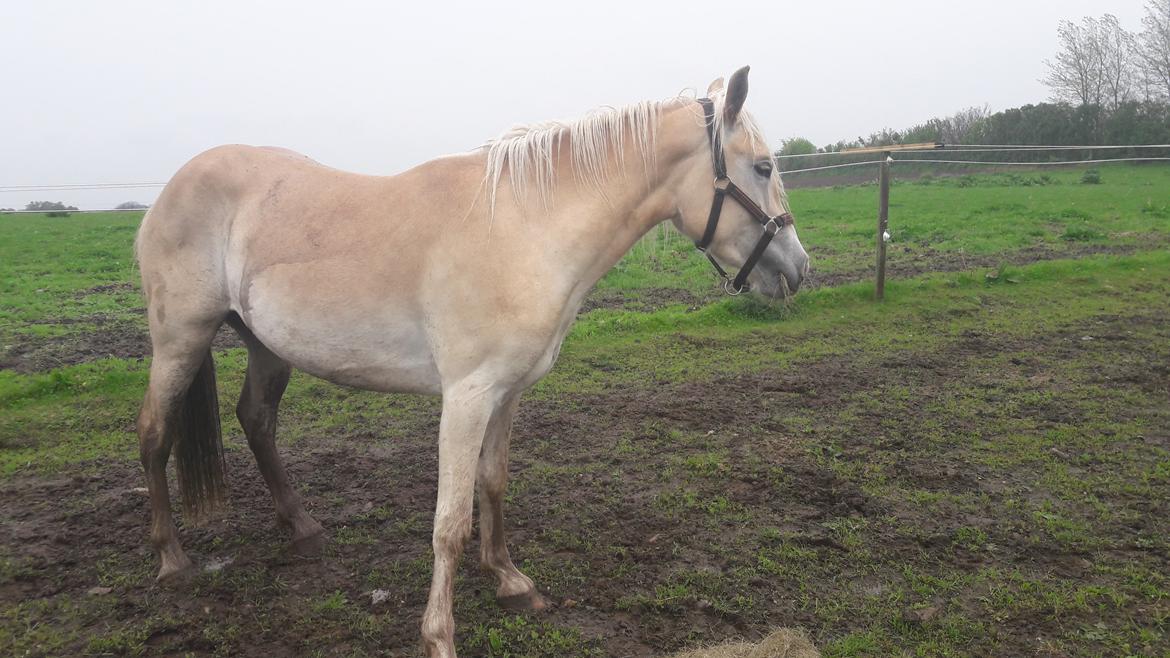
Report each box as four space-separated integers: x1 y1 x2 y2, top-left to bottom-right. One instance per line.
581 287 713 314
802 240 1152 291
72 282 138 298
0 322 244 373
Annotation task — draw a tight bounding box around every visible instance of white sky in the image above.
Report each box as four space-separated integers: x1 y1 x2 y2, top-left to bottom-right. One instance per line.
0 0 1151 209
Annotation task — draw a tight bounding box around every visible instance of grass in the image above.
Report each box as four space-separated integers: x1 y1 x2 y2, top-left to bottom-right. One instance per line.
3 163 1168 345
0 211 142 340
4 250 1167 478
2 163 1170 657
465 615 601 658
605 163 1170 296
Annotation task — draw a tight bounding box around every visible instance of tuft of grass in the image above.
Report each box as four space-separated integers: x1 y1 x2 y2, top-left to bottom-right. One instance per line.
1140 200 1169 218
1060 226 1103 242
983 262 1021 284
463 615 602 657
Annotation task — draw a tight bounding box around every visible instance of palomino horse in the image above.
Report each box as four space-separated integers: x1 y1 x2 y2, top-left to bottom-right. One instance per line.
135 66 809 656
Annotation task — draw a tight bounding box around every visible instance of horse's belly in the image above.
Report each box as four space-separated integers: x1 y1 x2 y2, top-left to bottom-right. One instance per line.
237 267 441 395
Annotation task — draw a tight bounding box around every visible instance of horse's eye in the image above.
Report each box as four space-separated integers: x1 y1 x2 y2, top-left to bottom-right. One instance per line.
754 161 773 177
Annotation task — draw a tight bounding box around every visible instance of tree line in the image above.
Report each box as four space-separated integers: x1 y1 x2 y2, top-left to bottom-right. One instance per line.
0 201 149 216
780 1 1170 162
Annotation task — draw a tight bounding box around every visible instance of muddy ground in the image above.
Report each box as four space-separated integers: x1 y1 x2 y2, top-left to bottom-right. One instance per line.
3 310 1168 656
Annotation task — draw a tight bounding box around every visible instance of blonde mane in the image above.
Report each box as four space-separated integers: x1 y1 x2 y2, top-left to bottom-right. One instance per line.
480 93 772 213
482 100 659 212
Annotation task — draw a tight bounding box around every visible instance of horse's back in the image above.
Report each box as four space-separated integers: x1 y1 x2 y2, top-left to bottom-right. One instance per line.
138 143 385 284
136 143 562 394
137 145 454 392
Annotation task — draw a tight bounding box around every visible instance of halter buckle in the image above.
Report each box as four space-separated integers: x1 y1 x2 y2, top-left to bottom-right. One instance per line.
713 176 731 192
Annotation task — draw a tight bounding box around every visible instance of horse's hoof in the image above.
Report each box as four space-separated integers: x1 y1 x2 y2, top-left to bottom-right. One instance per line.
289 529 325 557
421 639 457 658
156 556 195 584
497 589 551 612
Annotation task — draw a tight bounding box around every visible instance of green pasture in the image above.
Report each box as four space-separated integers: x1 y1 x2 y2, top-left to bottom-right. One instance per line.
2 163 1169 657
3 163 1169 344
607 163 1169 295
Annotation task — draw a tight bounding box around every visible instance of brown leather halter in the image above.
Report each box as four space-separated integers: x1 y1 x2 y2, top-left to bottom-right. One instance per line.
694 97 794 295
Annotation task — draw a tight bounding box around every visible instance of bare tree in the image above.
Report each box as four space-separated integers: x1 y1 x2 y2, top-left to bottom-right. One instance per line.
1099 15 1137 108
1045 18 1106 107
1044 15 1136 109
1138 0 1170 100
943 105 991 144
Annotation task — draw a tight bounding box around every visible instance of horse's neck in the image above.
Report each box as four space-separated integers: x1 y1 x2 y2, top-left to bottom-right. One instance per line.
533 103 698 299
520 174 664 309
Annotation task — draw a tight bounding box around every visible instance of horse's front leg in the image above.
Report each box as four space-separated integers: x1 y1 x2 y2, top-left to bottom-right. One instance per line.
421 380 513 658
477 394 548 610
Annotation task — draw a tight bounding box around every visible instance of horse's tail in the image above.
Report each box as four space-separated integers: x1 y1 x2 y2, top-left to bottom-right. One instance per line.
173 350 228 523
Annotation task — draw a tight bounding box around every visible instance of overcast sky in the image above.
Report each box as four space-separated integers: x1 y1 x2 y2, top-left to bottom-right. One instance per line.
0 0 1151 209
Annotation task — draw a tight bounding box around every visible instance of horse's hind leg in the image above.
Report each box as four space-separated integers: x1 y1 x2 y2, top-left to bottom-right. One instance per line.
477 395 547 611
138 322 223 582
231 317 324 553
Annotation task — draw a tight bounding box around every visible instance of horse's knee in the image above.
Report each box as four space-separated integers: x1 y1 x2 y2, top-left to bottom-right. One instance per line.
433 512 472 557
433 525 470 557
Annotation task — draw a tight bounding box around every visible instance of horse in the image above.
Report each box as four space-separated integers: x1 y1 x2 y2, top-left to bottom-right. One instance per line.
134 66 809 657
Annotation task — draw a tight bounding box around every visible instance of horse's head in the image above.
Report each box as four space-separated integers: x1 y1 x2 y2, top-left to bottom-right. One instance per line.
670 66 810 299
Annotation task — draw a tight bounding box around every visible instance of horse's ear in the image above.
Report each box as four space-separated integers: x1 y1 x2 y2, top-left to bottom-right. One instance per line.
724 66 750 126
706 77 725 96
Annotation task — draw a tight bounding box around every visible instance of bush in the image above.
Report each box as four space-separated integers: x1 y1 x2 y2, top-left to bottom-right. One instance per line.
25 201 79 217
779 137 817 157
1080 169 1101 184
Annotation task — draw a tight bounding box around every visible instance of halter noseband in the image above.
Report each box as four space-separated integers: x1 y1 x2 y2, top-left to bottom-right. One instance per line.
694 98 794 295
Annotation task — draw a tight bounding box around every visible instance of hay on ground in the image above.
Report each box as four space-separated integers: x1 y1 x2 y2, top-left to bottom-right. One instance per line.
668 628 820 658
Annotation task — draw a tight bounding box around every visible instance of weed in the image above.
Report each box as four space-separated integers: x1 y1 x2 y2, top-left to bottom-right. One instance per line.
1061 226 1103 241
463 616 601 657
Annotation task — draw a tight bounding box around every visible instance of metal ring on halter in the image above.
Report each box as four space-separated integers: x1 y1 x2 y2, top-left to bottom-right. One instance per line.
723 278 746 296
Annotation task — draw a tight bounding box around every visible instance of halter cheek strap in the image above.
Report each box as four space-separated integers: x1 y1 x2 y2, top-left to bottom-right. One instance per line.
694 98 794 294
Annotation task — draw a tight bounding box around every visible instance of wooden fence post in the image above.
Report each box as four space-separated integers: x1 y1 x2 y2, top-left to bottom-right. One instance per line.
875 152 891 300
